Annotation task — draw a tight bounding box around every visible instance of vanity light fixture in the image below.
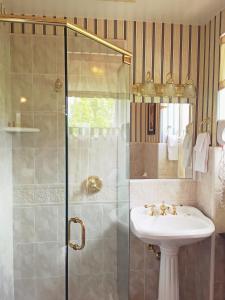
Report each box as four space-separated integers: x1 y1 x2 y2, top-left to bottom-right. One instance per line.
184 76 196 98
131 71 196 100
165 73 176 97
20 97 27 103
142 71 156 96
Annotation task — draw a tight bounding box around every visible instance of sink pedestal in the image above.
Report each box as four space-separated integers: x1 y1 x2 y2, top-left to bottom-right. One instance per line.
158 247 179 300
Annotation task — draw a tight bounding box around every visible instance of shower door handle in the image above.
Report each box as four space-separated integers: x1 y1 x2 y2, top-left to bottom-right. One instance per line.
68 217 86 250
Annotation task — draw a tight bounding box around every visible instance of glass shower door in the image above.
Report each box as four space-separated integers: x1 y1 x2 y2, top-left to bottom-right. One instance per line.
0 22 67 300
65 29 130 300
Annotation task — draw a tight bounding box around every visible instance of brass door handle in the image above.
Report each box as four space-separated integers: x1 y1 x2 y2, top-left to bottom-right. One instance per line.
68 217 86 251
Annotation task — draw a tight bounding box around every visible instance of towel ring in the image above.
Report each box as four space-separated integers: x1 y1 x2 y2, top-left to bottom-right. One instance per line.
199 118 211 132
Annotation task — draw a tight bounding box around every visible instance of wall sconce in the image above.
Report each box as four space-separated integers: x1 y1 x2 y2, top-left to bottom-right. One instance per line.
142 72 156 96
184 77 196 98
165 73 176 97
131 71 196 100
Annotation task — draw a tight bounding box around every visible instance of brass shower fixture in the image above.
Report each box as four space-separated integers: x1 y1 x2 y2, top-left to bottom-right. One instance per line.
55 78 63 92
85 176 103 194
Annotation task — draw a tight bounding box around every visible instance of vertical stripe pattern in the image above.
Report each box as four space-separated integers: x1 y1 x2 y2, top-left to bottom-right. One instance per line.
8 13 225 144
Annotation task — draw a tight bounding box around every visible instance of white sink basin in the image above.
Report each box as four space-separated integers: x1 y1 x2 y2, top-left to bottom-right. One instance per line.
130 205 215 300
130 205 215 248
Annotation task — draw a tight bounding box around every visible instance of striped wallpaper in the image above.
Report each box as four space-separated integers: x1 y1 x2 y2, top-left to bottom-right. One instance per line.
9 8 225 145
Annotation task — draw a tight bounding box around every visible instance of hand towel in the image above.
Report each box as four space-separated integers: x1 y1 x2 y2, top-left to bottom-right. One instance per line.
194 133 210 173
167 134 178 161
182 133 193 168
217 120 225 146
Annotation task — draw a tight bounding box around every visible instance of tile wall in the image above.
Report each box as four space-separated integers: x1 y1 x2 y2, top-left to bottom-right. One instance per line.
11 33 66 300
10 30 130 300
0 22 14 299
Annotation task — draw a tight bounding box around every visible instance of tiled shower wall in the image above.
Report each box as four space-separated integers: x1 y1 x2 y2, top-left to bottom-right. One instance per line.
67 134 122 300
0 22 14 299
11 33 66 299
10 30 130 300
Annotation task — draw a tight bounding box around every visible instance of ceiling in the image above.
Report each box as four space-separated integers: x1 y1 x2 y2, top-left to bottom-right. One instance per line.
5 0 225 25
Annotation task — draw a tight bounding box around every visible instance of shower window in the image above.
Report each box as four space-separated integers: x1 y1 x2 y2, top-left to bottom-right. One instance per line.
68 97 117 127
218 88 225 120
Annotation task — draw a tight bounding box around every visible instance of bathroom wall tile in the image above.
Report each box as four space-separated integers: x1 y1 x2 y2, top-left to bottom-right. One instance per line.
14 243 35 279
68 275 81 300
68 53 81 75
130 180 158 208
72 274 104 300
69 247 82 276
102 273 118 300
10 35 32 74
214 235 225 285
129 270 145 300
14 279 36 300
13 187 34 204
214 283 225 300
68 143 89 185
12 132 35 148
33 75 58 111
130 179 197 208
13 148 35 184
34 206 58 242
102 203 117 239
56 37 65 75
35 242 60 277
57 147 65 183
35 277 64 300
11 74 33 112
79 239 104 276
129 233 145 271
80 204 103 239
33 36 57 74
34 112 57 147
35 148 58 184
103 238 117 273
14 207 35 242
33 186 64 204
144 245 160 272
57 112 65 147
57 205 66 243
144 269 159 300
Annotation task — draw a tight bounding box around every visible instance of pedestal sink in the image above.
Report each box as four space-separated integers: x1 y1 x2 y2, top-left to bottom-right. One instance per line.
130 205 215 300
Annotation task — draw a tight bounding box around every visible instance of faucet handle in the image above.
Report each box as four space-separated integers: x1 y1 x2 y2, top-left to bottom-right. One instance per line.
160 202 169 216
144 204 153 208
144 204 156 216
171 204 178 215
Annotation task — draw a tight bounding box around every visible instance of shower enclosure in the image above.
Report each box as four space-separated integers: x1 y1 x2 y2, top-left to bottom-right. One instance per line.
0 16 131 300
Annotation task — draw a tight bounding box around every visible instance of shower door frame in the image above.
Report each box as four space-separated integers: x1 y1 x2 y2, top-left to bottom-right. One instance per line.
0 14 132 300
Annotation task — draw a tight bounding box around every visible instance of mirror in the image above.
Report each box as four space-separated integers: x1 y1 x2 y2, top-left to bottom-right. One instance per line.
130 102 194 179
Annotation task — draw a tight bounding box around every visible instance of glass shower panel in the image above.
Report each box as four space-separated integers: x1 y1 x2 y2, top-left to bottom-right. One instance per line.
0 21 14 300
1 25 67 300
66 30 130 300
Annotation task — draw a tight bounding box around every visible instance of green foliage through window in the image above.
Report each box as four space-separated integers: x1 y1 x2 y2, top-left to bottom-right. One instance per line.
68 97 116 128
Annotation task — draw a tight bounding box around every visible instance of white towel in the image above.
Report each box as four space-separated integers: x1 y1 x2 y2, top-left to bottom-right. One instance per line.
182 133 193 168
217 120 225 146
167 134 178 161
194 133 210 173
